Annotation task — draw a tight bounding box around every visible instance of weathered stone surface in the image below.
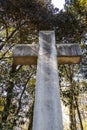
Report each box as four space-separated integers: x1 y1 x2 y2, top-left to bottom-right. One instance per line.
12 31 82 130
32 31 63 130
57 44 82 64
13 43 82 65
57 44 82 56
13 44 39 56
13 44 39 65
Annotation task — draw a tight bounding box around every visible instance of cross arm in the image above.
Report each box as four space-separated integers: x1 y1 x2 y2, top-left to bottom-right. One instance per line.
13 44 82 65
13 44 39 65
56 44 82 64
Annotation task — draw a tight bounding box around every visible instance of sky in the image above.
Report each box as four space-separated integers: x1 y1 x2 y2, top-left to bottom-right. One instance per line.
52 0 65 9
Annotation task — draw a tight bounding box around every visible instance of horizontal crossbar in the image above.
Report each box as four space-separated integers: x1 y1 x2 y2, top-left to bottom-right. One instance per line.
13 44 82 65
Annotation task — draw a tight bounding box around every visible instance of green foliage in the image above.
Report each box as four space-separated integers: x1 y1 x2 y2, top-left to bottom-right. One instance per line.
0 0 87 130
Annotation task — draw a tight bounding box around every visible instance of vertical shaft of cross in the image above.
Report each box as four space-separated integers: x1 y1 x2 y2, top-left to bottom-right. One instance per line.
32 31 63 130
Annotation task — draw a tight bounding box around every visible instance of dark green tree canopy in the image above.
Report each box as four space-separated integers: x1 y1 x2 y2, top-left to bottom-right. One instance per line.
0 1 87 129
0 0 87 42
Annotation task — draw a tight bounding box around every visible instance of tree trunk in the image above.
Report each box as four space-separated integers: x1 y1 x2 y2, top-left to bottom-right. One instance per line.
69 66 77 130
2 65 16 121
28 103 34 130
74 96 83 130
2 81 14 121
69 95 76 130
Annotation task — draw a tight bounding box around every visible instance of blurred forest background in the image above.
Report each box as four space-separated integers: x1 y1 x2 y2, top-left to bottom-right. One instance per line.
0 0 87 129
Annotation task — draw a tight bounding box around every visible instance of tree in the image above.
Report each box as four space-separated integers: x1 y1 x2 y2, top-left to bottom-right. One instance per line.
0 0 87 129
59 64 84 130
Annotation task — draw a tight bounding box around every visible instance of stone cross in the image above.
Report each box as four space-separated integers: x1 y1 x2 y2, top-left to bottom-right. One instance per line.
13 31 82 130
